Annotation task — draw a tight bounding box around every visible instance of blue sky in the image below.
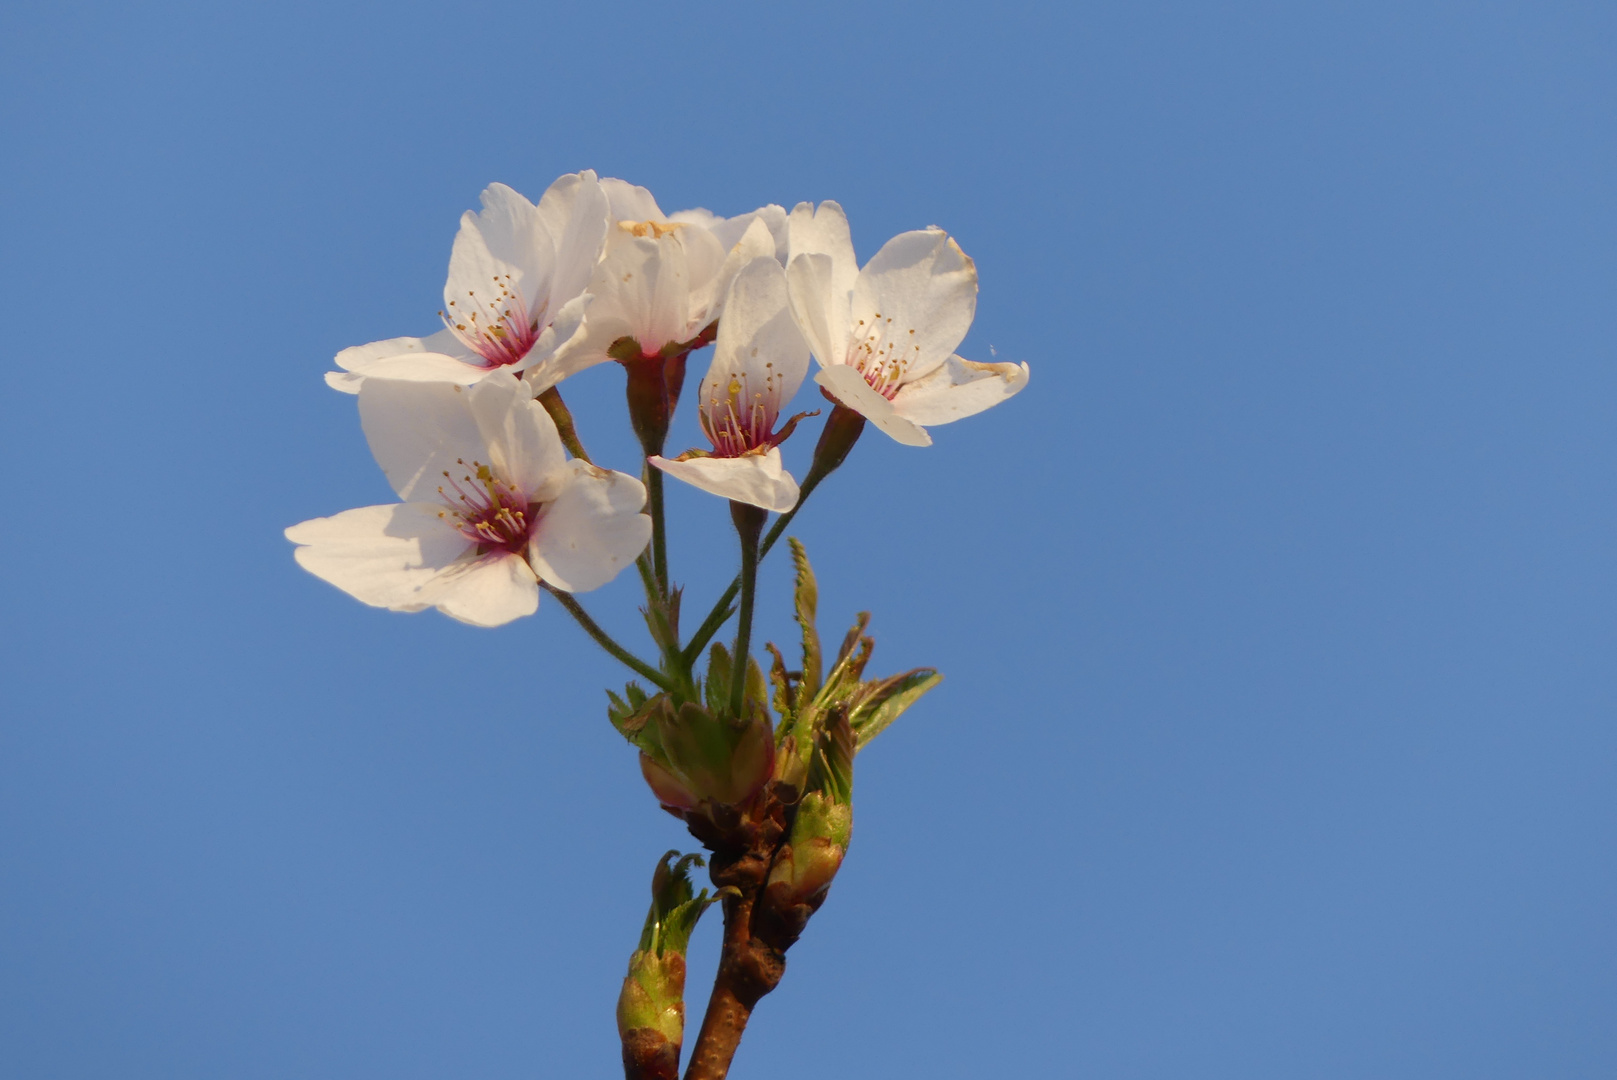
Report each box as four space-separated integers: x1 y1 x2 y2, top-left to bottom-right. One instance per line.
2 2 1613 1077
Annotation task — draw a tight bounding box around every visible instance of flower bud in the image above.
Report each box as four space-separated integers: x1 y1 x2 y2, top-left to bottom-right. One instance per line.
764 707 854 932
638 699 775 811
617 852 714 1080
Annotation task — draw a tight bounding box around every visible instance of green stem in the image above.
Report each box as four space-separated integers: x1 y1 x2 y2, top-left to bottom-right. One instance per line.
536 386 591 464
681 405 866 668
645 463 669 598
543 583 673 692
728 502 765 717
636 551 659 602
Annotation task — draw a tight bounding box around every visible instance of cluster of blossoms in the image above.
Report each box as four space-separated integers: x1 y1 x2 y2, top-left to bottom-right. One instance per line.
286 171 1028 1080
288 171 1027 624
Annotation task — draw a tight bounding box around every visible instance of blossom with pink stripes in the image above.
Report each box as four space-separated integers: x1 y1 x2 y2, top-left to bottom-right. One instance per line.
784 201 1030 447
648 257 812 512
326 173 609 392
287 373 649 627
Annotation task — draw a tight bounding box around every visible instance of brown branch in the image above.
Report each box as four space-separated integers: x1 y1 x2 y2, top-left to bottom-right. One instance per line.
622 1028 682 1080
680 792 801 1080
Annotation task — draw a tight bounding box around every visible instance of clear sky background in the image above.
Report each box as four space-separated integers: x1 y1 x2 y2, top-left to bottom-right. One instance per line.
3 2 1613 1077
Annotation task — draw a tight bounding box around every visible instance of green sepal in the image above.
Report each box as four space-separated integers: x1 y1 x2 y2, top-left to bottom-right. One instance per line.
640 587 684 660
703 643 732 718
607 335 644 363
608 682 663 755
640 698 776 809
703 642 768 722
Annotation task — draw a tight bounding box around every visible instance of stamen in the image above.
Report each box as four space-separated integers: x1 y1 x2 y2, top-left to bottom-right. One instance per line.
439 274 547 369
435 459 539 553
845 316 920 399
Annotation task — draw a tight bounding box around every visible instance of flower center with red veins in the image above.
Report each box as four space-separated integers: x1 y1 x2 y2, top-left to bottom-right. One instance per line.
436 460 538 554
847 313 922 400
441 274 546 369
700 365 784 457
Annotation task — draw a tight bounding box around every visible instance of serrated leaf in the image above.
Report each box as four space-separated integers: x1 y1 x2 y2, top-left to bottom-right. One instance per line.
766 642 797 722
806 706 854 804
819 613 872 702
638 850 714 956
789 538 822 696
851 670 943 750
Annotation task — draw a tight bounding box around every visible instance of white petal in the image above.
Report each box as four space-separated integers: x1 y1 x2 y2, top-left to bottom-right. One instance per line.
325 370 365 394
892 355 1031 427
704 257 810 407
359 380 489 501
528 461 650 593
678 225 730 330
335 328 471 372
786 252 847 373
445 184 553 316
433 552 541 627
695 204 789 264
345 350 496 386
815 365 931 447
585 234 691 353
601 177 665 223
285 502 473 611
650 449 800 513
786 201 858 306
849 229 977 385
465 372 568 499
534 171 610 312
521 292 592 393
702 217 780 323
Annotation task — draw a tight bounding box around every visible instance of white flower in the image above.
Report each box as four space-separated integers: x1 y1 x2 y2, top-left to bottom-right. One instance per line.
648 257 812 512
526 179 786 391
286 372 650 627
326 172 610 393
784 201 1030 447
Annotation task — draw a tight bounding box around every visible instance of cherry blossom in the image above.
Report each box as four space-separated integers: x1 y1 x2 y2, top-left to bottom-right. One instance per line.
784 201 1030 447
648 257 812 512
326 172 609 392
525 179 786 392
287 372 649 626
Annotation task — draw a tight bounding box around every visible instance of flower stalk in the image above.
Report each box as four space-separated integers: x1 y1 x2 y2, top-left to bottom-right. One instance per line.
536 385 592 464
542 584 672 692
728 502 766 718
681 402 866 668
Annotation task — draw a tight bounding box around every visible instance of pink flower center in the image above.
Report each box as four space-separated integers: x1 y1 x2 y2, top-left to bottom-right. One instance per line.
436 460 539 554
441 275 546 369
699 366 785 457
847 313 922 400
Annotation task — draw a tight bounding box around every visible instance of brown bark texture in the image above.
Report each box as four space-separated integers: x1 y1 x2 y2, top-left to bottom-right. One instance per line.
621 1029 682 1080
680 783 835 1080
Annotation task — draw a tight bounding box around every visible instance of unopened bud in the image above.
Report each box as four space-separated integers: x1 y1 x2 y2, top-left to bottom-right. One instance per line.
766 790 852 907
638 699 775 811
617 852 713 1080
